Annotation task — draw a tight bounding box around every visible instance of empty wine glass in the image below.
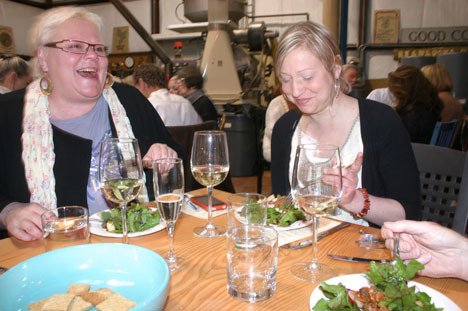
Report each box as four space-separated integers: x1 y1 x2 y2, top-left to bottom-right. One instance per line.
290 143 342 282
99 138 144 244
191 130 230 238
153 157 186 271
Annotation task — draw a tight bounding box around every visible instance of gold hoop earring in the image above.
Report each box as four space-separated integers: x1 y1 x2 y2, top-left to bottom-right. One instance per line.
105 72 114 89
40 76 52 96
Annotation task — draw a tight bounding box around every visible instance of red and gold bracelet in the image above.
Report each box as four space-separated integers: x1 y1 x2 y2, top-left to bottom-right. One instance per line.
351 188 371 219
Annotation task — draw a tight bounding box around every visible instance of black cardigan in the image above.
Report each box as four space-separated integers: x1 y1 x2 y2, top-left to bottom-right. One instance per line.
271 98 422 222
0 83 183 212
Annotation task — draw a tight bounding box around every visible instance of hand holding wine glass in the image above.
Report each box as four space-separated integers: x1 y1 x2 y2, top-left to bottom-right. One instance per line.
191 131 230 238
99 138 144 244
291 143 342 282
153 157 186 271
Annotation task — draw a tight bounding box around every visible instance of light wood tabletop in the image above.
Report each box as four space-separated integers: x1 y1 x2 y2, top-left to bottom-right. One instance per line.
0 189 466 310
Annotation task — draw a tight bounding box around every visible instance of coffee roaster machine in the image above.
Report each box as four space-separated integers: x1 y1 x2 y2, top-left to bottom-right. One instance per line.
153 0 283 178
152 0 279 107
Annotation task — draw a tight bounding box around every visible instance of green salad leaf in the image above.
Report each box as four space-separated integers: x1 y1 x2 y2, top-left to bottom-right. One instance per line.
238 196 306 227
313 259 442 311
100 202 160 233
266 196 306 227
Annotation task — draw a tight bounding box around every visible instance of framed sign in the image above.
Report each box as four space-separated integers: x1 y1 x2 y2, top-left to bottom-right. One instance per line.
373 10 400 44
112 26 129 53
0 26 16 54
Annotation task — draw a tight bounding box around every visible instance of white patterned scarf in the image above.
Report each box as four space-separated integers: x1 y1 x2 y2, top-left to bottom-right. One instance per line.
22 79 148 210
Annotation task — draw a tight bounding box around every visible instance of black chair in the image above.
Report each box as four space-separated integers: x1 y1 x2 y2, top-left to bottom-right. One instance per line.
412 143 468 234
167 121 235 193
429 120 459 148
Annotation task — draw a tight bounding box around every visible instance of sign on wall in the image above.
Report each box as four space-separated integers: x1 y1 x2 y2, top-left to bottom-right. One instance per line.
373 10 400 44
112 26 129 53
400 27 468 44
0 26 16 54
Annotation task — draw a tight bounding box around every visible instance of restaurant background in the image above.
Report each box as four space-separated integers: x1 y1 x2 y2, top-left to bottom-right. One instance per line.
0 0 467 83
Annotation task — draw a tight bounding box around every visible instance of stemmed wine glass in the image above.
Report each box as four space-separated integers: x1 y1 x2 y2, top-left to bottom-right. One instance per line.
290 143 342 282
191 130 230 238
99 138 144 244
153 157 186 271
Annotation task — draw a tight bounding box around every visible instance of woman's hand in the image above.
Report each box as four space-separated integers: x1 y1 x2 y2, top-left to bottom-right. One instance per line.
381 220 468 280
142 143 178 169
2 202 46 241
338 152 363 206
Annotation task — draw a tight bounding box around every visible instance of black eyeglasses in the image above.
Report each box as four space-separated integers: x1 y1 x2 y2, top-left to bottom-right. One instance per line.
44 40 109 57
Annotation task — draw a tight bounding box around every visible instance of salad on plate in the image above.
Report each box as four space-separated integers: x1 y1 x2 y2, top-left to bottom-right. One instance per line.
312 258 444 310
239 195 308 229
90 202 163 237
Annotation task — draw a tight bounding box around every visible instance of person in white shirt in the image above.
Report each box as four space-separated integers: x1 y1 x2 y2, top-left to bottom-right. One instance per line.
134 63 202 126
366 87 395 107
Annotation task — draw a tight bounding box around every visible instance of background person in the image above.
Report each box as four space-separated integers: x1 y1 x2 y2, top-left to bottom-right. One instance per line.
0 6 182 241
381 220 468 281
388 65 443 144
271 21 421 227
168 75 181 95
366 87 394 107
0 55 33 94
421 63 464 124
133 63 202 126
176 65 219 122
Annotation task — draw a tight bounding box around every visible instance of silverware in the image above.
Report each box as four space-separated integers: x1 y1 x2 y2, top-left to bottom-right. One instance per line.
328 254 389 263
184 194 199 211
284 222 351 250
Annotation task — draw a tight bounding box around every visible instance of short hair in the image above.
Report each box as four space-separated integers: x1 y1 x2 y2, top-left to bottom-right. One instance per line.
0 55 31 82
133 63 166 88
388 65 443 116
29 6 103 74
421 63 453 93
274 21 346 91
176 65 204 89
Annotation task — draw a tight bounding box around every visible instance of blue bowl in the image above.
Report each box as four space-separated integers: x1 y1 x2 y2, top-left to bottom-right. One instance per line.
0 243 170 310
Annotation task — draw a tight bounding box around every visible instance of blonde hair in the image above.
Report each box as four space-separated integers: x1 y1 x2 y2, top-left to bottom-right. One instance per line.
0 55 31 82
421 64 453 93
274 21 346 91
29 6 103 74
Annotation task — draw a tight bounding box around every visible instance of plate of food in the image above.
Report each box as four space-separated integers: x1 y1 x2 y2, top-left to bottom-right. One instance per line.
90 203 165 238
309 259 461 310
265 195 311 231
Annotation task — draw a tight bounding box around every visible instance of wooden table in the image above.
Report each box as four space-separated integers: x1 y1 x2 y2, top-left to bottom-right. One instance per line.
1 189 467 310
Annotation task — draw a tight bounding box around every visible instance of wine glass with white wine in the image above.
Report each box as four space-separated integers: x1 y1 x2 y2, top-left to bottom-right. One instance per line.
290 143 342 282
99 138 144 244
191 130 230 238
153 157 186 271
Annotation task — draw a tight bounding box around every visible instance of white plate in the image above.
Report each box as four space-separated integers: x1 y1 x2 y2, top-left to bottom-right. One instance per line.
270 220 312 231
309 274 461 311
90 209 166 238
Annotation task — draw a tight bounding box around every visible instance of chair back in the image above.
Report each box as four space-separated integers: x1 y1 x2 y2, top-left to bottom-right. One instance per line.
412 143 468 234
167 121 235 192
429 119 458 148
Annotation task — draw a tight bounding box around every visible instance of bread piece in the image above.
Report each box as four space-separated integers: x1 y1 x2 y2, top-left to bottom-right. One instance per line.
67 296 93 311
95 293 136 311
28 297 50 311
67 284 90 295
41 293 75 311
80 288 114 305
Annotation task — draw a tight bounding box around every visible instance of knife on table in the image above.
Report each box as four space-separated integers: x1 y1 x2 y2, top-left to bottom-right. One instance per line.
288 222 351 250
328 254 390 263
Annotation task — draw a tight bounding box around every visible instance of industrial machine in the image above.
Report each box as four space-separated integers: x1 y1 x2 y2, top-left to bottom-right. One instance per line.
152 0 279 107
